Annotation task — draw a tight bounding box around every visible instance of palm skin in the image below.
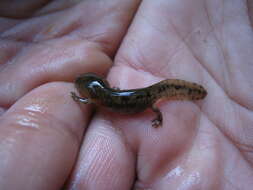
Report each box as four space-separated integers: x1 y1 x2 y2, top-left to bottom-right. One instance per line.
0 0 252 190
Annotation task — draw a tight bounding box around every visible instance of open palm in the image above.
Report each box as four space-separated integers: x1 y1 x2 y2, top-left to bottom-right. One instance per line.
0 0 252 189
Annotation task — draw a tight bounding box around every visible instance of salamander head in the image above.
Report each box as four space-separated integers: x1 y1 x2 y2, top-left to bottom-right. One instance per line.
74 73 108 99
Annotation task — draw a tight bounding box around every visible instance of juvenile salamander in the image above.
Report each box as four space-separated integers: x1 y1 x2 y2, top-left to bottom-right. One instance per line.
71 73 207 127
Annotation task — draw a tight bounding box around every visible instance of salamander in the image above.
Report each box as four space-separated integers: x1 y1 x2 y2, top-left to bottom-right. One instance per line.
71 73 207 127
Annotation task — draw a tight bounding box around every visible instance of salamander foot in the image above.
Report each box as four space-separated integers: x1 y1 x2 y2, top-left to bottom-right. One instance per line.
71 92 89 104
151 105 163 128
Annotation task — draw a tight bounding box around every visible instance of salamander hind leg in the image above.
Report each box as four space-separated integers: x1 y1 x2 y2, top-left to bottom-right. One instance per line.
151 105 163 128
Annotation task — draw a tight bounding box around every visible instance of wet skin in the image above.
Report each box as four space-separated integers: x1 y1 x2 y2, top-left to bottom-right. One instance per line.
71 73 207 127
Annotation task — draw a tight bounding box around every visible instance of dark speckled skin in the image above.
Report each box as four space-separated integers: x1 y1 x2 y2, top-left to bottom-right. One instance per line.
71 73 207 127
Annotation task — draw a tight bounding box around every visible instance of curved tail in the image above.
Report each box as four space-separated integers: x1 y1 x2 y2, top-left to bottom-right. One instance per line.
150 79 207 101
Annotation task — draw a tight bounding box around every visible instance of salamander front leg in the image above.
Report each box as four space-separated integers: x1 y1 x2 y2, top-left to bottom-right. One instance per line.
151 105 163 128
71 92 90 104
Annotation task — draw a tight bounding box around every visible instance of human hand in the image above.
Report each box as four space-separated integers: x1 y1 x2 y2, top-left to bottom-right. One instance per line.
0 0 139 189
0 0 253 190
69 0 253 189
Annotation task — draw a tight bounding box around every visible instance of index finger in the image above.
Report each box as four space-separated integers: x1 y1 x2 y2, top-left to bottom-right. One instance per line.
0 82 88 190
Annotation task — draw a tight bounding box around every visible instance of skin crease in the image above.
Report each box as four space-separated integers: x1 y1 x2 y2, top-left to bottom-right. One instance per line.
0 0 252 190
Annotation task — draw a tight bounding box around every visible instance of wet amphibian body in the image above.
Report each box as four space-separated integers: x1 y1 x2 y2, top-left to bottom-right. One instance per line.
71 73 207 127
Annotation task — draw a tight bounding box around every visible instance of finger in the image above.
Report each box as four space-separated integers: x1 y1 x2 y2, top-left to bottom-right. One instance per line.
67 113 136 190
0 82 88 190
1 0 140 53
0 40 112 107
0 0 47 18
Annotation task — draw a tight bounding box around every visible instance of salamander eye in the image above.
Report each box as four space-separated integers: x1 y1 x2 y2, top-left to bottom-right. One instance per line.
102 78 110 87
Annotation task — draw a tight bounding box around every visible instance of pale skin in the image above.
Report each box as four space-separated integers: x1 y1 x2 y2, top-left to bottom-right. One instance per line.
0 0 252 189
